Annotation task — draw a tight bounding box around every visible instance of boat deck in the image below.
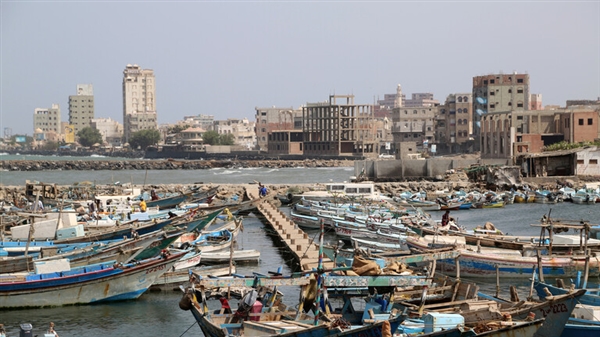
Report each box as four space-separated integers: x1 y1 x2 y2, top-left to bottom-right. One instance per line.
243 185 333 271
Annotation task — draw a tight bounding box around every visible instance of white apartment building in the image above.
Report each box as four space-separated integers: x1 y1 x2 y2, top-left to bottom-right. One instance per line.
122 64 157 142
91 118 123 147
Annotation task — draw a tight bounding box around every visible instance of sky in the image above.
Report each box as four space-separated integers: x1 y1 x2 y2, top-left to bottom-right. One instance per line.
1 0 599 136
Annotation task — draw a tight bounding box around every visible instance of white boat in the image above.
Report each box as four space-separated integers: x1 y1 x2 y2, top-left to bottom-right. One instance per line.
150 264 235 291
199 249 260 263
291 182 393 203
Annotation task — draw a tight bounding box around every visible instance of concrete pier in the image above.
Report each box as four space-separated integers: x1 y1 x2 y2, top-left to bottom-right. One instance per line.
244 185 332 271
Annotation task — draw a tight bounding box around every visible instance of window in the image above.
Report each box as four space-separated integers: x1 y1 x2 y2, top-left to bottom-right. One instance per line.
463 96 468 102
457 108 462 113
517 103 523 108
490 79 495 84
517 78 524 83
508 89 512 93
588 118 593 125
591 159 598 165
413 110 417 114
517 88 524 94
490 91 495 96
508 102 512 106
458 97 463 102
484 80 488 85
579 119 584 126
490 104 495 108
517 116 523 120
577 159 585 164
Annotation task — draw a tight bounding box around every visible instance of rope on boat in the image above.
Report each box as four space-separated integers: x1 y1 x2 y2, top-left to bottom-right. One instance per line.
178 321 197 337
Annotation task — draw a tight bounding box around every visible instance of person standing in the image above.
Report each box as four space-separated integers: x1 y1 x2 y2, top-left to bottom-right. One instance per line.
139 198 147 212
441 210 450 227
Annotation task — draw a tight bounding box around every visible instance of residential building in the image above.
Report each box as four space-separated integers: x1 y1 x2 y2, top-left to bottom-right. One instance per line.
302 95 377 157
68 84 94 134
391 105 436 156
213 118 255 149
254 106 300 152
268 131 304 155
122 64 157 142
91 118 123 147
404 93 438 107
481 106 600 160
33 104 61 134
530 93 543 110
473 73 530 144
559 107 600 143
183 114 215 130
435 94 473 154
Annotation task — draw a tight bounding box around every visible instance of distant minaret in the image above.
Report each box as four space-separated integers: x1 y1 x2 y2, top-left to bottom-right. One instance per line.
395 84 403 108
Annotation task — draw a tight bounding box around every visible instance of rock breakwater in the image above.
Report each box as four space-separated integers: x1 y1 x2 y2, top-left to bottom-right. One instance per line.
0 159 354 171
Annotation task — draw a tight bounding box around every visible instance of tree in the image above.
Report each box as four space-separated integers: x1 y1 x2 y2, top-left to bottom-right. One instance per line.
41 141 59 151
202 130 220 145
129 129 161 150
219 133 235 145
168 124 190 134
77 127 103 147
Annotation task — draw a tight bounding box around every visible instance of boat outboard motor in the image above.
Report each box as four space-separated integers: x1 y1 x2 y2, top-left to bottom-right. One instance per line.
19 323 33 337
235 289 259 319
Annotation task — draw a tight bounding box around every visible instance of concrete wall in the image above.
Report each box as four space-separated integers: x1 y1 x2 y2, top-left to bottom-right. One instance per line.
356 157 511 179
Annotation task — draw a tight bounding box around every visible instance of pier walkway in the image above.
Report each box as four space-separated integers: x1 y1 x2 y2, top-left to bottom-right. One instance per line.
243 185 333 271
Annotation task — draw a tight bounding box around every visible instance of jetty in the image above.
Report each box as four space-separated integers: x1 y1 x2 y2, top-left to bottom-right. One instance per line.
243 185 333 271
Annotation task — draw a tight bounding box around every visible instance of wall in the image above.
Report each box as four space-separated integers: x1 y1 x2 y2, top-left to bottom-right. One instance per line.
355 157 510 179
576 147 600 175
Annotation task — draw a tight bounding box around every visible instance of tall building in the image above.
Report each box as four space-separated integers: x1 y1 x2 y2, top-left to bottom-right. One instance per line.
472 73 530 143
68 84 95 134
435 94 473 153
122 64 157 142
302 95 377 157
33 104 61 133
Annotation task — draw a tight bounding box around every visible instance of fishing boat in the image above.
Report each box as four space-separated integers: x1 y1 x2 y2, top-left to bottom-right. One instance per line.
0 250 186 309
198 249 261 263
181 273 408 337
150 264 235 292
405 235 600 278
145 192 192 210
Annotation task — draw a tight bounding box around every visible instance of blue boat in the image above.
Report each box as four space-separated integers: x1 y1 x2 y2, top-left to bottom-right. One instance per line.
0 250 186 309
534 280 600 306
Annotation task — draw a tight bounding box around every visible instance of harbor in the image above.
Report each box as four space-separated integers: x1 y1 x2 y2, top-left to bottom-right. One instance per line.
1 165 600 336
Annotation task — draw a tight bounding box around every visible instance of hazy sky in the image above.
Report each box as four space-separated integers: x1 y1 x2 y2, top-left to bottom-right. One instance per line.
2 1 599 135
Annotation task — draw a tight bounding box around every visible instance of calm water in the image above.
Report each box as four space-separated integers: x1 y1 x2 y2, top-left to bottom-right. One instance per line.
2 155 600 336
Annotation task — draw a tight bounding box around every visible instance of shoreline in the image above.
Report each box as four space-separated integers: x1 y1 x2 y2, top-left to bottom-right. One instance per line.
0 159 355 171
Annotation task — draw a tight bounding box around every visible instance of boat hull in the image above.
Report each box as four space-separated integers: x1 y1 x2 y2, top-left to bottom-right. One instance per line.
0 252 183 309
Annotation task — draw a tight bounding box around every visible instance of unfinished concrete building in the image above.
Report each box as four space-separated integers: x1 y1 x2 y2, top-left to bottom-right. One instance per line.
302 95 377 158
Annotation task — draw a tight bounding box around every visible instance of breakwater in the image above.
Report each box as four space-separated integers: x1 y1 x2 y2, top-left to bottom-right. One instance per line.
0 159 353 171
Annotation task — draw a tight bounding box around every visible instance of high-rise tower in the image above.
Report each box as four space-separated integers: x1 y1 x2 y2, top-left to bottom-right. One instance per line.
122 64 157 143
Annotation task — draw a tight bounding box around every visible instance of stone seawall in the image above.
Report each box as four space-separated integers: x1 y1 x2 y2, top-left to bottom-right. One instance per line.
0 159 354 171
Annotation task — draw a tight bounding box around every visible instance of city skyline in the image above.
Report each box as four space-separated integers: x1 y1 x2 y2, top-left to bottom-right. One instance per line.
2 1 599 135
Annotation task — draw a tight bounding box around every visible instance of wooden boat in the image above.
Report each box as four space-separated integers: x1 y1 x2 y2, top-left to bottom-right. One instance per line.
199 249 261 263
474 201 505 209
150 264 235 292
533 280 600 306
181 273 408 337
405 235 600 278
289 210 321 230
189 228 233 253
0 250 185 308
145 192 191 210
